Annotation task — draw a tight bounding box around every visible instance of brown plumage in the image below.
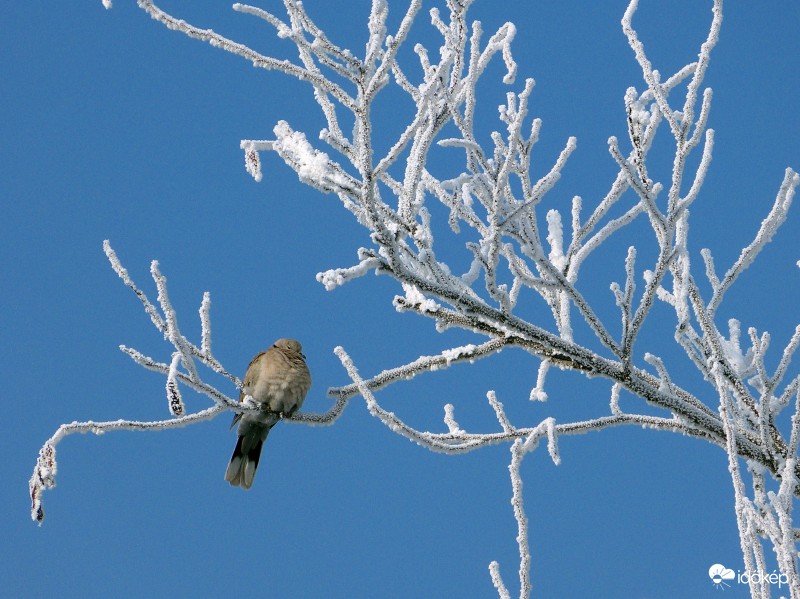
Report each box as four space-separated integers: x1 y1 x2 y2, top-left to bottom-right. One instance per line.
225 338 311 489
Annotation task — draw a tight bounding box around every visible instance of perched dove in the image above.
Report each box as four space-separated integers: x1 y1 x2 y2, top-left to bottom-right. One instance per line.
225 338 311 489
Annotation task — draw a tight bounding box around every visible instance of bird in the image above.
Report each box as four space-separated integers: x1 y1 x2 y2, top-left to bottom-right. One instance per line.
225 338 311 489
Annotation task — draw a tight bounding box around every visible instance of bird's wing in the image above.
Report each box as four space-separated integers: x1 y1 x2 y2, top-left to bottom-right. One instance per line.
239 350 268 401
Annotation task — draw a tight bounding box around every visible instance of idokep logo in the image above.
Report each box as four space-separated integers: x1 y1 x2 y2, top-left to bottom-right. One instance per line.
709 563 791 591
709 564 735 589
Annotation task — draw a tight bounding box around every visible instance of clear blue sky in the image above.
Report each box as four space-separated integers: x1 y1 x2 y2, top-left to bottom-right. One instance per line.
3 1 799 597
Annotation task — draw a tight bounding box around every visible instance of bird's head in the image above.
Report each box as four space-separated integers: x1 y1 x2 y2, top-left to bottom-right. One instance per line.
274 338 304 356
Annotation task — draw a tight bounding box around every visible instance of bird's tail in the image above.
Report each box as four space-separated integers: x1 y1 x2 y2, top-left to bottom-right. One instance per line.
225 423 271 489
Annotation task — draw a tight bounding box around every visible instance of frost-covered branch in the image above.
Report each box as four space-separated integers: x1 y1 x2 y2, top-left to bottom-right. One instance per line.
335 345 704 453
29 241 348 524
83 0 800 596
30 404 225 524
706 168 800 315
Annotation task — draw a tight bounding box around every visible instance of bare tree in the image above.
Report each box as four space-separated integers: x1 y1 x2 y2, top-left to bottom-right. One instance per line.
29 1 800 597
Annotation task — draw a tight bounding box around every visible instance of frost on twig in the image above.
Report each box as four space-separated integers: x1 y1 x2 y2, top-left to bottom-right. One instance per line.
85 0 800 595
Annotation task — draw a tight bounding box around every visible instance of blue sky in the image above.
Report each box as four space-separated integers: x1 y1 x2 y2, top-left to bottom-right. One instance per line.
3 1 799 597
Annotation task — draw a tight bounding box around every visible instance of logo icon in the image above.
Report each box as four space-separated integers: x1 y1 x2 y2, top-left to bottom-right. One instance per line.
709 563 735 590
